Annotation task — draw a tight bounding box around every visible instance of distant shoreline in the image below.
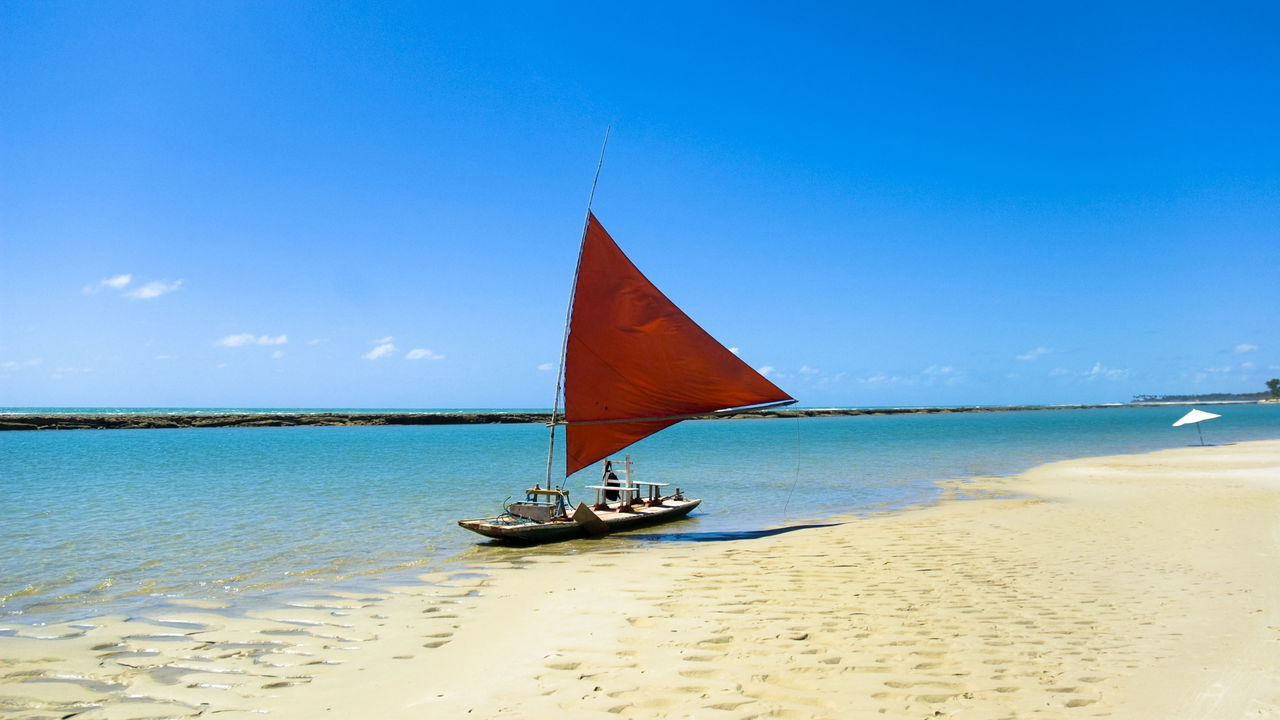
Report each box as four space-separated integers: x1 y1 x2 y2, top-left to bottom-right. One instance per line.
0 401 1264 431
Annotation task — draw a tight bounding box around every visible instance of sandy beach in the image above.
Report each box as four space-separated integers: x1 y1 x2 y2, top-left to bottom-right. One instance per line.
3 439 1277 719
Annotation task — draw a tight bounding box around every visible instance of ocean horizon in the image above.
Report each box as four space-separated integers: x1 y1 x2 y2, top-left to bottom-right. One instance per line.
3 403 1278 627
2 399 1260 417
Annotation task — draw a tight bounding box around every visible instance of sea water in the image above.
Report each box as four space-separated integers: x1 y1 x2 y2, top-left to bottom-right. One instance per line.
2 404 1278 624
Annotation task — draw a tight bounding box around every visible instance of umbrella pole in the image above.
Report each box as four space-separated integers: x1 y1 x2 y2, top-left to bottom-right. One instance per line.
1196 423 1205 446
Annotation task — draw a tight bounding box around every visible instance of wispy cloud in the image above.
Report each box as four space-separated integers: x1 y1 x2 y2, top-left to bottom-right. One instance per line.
126 279 183 300
216 333 289 348
50 366 94 380
537 362 556 371
770 364 845 386
1086 362 1129 381
373 336 394 344
857 372 908 386
757 365 775 377
82 273 133 294
1049 362 1130 381
1234 343 1259 354
364 342 396 360
406 348 443 361
922 364 967 385
1016 346 1054 361
272 350 285 359
82 273 182 299
217 334 256 348
728 347 741 356
853 365 965 387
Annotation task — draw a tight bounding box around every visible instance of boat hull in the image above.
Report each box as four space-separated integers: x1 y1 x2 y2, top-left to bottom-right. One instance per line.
458 498 701 544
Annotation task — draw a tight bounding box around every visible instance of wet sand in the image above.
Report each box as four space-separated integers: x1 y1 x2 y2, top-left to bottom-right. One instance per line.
3 440 1277 719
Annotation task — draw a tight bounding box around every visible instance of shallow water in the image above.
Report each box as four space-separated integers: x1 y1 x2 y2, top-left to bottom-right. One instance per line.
2 404 1277 623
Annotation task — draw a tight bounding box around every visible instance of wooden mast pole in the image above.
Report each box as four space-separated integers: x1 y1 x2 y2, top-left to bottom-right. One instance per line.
545 126 611 490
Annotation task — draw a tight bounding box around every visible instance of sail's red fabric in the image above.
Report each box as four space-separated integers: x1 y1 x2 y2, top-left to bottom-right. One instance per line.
564 213 793 476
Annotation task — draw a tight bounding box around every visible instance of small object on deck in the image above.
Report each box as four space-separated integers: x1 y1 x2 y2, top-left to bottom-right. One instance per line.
572 502 610 537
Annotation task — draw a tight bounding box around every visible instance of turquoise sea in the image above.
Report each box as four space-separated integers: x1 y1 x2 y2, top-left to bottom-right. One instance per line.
3 404 1278 625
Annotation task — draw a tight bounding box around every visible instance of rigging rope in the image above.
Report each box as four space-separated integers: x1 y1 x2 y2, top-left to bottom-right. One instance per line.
781 415 803 517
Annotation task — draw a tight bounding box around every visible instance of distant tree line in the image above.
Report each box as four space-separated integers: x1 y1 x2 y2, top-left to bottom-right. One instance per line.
1135 378 1280 403
1132 392 1268 403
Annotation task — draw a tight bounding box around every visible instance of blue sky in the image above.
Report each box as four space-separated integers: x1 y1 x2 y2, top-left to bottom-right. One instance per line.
2 2 1277 408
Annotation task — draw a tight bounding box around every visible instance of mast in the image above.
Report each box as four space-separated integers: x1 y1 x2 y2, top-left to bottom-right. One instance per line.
544 126 611 489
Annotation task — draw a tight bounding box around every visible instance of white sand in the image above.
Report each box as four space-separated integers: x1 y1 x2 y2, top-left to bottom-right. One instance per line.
3 440 1278 719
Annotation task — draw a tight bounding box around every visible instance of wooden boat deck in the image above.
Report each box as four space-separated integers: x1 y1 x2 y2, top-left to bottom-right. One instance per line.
458 497 701 544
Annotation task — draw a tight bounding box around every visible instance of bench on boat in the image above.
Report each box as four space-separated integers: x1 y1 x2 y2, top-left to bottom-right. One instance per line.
508 487 571 522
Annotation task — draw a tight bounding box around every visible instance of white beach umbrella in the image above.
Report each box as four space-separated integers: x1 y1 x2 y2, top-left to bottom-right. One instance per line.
1172 408 1222 446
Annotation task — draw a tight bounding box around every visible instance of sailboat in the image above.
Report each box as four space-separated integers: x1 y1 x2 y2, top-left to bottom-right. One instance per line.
458 153 793 543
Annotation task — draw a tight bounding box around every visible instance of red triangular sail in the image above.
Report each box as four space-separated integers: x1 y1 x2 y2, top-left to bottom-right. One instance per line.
563 213 793 476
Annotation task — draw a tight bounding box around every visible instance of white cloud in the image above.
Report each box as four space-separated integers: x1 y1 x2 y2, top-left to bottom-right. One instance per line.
728 347 741 356
757 365 775 377
799 365 820 375
83 273 133 294
857 372 908 386
406 348 443 361
373 336 394 344
537 362 556 371
1086 362 1129 381
1048 363 1129 381
217 333 256 347
51 366 93 380
272 350 285 359
922 364 966 386
1241 361 1255 369
216 333 288 348
1016 346 1054 361
1234 343 1259 354
364 343 396 360
2 358 43 370
126 279 183 300
308 338 325 345
155 354 175 360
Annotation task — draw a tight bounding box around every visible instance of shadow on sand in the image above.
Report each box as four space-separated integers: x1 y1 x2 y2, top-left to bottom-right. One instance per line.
624 522 844 543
